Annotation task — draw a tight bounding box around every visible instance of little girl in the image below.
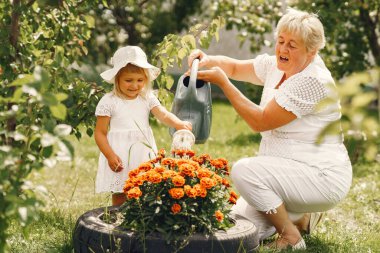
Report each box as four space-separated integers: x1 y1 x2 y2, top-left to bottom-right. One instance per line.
94 46 192 206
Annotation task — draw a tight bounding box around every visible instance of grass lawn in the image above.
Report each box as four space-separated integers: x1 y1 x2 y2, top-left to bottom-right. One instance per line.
7 100 380 253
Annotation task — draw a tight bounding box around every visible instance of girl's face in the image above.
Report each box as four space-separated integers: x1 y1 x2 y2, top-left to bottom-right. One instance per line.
275 31 316 78
117 69 147 99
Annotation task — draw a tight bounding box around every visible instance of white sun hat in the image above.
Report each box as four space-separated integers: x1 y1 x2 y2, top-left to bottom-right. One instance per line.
100 46 161 84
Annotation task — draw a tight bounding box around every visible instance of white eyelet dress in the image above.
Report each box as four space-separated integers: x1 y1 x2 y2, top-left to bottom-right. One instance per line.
230 54 353 241
95 92 159 193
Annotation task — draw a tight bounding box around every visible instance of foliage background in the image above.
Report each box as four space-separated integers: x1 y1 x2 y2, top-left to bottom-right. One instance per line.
1 0 379 252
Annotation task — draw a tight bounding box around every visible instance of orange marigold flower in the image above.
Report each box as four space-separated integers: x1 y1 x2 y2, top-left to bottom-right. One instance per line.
162 170 177 180
154 166 165 173
184 185 197 198
210 159 225 169
161 158 176 168
172 175 185 187
168 188 185 199
200 177 216 189
123 182 134 193
127 187 142 199
158 148 166 158
229 196 237 204
200 154 211 162
178 163 196 177
131 176 144 186
197 168 213 178
138 162 153 172
230 190 238 199
128 168 140 178
146 171 162 184
213 174 223 184
171 203 181 214
193 184 208 197
222 178 230 187
215 210 224 222
172 149 195 158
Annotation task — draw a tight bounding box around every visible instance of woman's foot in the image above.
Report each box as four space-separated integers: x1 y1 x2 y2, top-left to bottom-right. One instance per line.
294 213 310 234
294 213 324 235
266 235 306 250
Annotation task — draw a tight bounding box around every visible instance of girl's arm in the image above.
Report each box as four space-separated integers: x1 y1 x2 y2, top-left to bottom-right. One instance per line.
151 105 192 131
94 116 124 172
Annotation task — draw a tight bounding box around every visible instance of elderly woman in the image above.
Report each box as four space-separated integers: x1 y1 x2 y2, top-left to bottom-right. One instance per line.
187 8 352 250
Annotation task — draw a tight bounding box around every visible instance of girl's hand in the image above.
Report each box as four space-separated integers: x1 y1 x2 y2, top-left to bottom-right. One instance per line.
187 49 210 69
178 121 192 131
107 155 124 172
196 67 229 88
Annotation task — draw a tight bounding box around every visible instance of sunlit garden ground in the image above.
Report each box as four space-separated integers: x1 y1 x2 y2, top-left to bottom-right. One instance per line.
7 101 380 253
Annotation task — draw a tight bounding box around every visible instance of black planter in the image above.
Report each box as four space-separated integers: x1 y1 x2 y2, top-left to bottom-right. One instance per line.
73 206 259 253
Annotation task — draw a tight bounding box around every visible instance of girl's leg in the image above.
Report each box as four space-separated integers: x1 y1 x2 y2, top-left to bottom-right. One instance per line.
112 193 126 206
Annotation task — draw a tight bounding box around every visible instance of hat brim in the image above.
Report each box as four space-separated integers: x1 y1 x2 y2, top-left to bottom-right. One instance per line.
100 61 160 84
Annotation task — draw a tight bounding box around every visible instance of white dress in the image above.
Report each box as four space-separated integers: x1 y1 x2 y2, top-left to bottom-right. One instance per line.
94 92 160 193
230 54 352 241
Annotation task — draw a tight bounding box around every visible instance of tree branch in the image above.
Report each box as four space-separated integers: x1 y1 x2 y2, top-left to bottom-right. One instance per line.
10 0 21 49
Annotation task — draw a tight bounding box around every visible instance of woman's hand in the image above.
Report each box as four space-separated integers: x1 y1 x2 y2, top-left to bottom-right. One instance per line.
197 67 230 88
187 49 211 69
107 154 124 173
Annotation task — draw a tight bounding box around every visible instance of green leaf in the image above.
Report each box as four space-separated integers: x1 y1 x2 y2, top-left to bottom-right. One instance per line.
43 92 59 106
84 15 95 28
351 92 377 108
10 75 35 86
181 35 196 49
177 48 187 60
50 103 67 120
55 93 68 102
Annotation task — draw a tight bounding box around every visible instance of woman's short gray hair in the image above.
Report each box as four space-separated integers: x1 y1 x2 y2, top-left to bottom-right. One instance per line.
275 8 326 52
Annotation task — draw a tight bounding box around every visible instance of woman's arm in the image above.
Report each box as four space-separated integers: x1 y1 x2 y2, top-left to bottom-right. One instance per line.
94 116 124 172
151 105 192 131
196 67 296 132
187 49 263 85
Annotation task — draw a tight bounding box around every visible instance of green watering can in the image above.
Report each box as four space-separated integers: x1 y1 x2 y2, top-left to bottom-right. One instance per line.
169 59 212 144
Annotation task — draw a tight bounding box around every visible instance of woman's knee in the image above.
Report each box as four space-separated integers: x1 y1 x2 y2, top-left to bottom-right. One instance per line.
231 158 252 184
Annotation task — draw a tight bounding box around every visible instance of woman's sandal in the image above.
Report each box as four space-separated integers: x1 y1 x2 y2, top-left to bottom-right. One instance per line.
306 212 324 234
266 236 307 251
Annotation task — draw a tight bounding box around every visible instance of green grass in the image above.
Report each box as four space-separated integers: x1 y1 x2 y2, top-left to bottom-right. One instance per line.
7 100 380 253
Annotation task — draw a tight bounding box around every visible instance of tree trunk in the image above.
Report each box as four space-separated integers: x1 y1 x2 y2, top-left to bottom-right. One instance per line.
359 4 380 67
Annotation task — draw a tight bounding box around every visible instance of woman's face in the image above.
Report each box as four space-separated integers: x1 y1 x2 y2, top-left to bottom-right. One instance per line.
117 70 147 99
275 31 316 78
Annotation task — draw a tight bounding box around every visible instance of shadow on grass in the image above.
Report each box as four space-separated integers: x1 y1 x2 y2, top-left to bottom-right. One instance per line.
226 132 262 146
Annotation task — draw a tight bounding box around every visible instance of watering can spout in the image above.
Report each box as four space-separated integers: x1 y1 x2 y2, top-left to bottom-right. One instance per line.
169 58 212 144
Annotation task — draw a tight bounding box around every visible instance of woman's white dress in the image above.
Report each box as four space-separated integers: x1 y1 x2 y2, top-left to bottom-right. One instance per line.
94 92 159 193
230 54 352 240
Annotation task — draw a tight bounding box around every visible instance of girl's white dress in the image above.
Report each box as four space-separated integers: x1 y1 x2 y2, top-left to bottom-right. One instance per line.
95 92 160 193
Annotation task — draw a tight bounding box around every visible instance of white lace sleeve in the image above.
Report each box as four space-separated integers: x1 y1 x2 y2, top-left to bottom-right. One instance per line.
275 76 327 118
147 91 161 110
253 54 276 83
95 93 114 117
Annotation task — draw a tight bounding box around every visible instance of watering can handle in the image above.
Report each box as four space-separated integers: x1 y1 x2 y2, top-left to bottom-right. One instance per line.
189 58 199 96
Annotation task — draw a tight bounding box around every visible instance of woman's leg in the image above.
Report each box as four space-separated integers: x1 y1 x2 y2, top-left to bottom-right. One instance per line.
112 193 126 206
230 156 340 243
262 204 303 248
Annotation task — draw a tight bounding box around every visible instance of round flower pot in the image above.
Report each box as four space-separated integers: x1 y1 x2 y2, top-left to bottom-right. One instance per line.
73 206 259 253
